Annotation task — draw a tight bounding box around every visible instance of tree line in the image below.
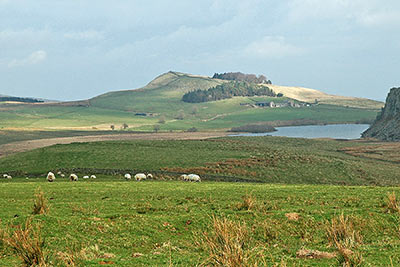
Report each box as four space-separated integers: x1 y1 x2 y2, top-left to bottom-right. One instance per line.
182 81 276 103
212 72 271 84
0 97 44 103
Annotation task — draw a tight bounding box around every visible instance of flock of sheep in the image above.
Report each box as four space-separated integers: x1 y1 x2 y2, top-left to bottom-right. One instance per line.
43 172 201 182
2 171 202 182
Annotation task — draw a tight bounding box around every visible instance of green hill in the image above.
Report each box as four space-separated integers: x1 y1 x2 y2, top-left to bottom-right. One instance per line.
0 71 383 131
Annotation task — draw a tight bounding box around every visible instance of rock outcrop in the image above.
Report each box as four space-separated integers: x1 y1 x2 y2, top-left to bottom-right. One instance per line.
362 87 400 141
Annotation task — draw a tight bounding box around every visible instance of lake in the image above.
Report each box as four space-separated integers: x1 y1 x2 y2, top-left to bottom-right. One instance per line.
232 124 370 139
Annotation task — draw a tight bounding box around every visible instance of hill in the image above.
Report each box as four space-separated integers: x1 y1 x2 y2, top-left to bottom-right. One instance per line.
0 71 382 131
363 87 400 141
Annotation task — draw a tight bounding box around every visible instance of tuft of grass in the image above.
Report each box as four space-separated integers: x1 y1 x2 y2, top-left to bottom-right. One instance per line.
32 188 49 215
236 194 257 211
386 192 400 213
327 214 363 266
0 218 48 267
199 216 256 267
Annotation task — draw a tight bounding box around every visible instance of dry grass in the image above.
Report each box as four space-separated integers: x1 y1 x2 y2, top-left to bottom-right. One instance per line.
0 218 48 267
236 194 257 211
32 188 49 215
199 217 257 267
327 214 363 266
386 192 400 213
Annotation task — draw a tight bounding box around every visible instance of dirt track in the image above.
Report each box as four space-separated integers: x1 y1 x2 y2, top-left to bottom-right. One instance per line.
0 132 229 159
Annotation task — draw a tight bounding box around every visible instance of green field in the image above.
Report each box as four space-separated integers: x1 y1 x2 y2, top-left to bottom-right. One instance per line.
1 136 399 186
0 72 381 132
1 180 400 266
1 136 400 266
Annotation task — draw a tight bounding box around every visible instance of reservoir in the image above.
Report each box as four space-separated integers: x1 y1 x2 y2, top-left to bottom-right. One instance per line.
232 124 370 140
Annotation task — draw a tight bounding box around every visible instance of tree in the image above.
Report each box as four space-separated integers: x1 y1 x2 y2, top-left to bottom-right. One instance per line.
153 124 160 133
191 106 199 115
110 125 115 131
176 110 185 120
158 116 166 124
122 123 129 130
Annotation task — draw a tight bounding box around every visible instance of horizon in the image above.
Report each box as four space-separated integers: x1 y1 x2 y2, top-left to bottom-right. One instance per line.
1 1 400 102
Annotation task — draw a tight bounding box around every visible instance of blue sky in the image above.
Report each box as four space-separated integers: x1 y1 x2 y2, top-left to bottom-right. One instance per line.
1 0 399 101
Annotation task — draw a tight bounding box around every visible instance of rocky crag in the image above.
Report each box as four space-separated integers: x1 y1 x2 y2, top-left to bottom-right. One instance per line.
363 87 400 141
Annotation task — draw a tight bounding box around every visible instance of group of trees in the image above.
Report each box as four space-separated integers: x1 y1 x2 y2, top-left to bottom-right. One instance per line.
182 81 276 103
212 72 271 84
0 96 44 103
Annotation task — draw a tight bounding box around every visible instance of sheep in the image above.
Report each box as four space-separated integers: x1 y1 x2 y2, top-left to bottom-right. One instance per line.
90 175 96 179
69 174 78 181
188 174 201 182
6 175 12 179
83 175 89 179
57 171 62 175
134 173 146 181
124 173 132 180
147 173 153 179
3 174 8 179
180 174 189 181
60 174 65 178
47 172 56 182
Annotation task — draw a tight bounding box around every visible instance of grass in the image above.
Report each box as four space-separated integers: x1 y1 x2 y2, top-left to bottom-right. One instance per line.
1 136 400 186
0 181 400 266
0 72 381 131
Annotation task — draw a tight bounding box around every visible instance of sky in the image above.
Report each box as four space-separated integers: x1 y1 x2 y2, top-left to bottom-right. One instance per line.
1 0 399 101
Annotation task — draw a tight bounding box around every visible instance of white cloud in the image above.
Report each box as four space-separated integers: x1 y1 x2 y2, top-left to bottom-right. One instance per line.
244 36 304 58
8 50 47 68
64 30 104 40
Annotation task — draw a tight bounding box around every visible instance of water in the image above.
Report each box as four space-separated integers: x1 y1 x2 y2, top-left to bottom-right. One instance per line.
232 124 370 140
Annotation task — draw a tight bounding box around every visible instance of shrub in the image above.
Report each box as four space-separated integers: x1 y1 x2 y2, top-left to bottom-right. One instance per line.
32 188 49 215
199 217 255 266
229 124 276 133
0 218 48 266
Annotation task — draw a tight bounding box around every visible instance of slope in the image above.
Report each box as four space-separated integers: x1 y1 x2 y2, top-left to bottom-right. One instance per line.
0 71 382 131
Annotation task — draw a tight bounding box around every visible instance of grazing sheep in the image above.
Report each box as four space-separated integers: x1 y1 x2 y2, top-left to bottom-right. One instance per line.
47 172 56 182
60 174 65 178
147 173 153 179
180 174 189 181
90 175 97 179
83 175 89 179
134 173 146 181
57 171 62 175
3 174 8 179
69 174 78 181
124 173 132 180
188 174 201 182
6 175 12 179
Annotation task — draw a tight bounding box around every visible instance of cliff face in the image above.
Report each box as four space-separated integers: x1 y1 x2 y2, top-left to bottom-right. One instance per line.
362 87 400 141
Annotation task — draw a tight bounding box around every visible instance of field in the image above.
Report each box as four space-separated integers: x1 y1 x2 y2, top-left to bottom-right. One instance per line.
1 180 400 266
0 72 382 132
1 135 400 266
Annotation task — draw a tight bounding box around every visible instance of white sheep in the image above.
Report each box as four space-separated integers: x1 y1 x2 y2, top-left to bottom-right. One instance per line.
60 174 65 178
7 175 12 179
134 173 146 181
188 174 201 182
147 173 153 179
3 174 8 179
124 173 132 180
180 174 189 181
90 175 97 179
83 175 89 179
69 174 78 181
57 171 62 175
47 172 56 182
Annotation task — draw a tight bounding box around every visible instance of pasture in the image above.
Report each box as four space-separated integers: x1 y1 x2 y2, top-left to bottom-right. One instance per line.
1 136 400 266
0 180 400 266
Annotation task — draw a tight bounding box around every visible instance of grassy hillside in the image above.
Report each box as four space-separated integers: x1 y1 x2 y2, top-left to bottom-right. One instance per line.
1 136 399 186
0 182 399 266
0 72 382 131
